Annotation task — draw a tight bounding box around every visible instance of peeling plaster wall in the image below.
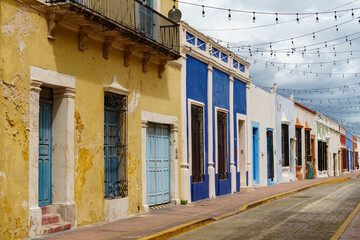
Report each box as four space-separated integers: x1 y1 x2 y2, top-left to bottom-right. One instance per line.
1 0 182 237
1 1 37 239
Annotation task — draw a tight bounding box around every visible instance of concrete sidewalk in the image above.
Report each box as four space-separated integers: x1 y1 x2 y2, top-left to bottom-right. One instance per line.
37 171 360 240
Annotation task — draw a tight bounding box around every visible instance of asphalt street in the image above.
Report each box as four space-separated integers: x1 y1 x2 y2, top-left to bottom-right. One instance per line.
172 177 360 240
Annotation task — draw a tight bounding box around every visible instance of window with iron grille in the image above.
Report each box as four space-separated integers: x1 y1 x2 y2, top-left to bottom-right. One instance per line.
281 124 289 167
191 104 204 183
305 130 311 160
356 152 359 169
317 141 327 171
296 128 302 166
267 130 274 180
342 149 347 171
104 93 128 198
217 111 228 180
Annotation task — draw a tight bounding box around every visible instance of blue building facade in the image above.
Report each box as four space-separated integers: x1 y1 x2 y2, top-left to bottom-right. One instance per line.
180 23 251 202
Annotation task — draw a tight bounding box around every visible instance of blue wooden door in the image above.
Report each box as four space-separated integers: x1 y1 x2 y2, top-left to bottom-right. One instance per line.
39 100 52 207
104 110 119 198
252 127 259 184
139 0 154 39
147 123 170 206
267 130 274 181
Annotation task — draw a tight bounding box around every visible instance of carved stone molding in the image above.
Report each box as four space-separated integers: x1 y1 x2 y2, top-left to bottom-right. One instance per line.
124 47 133 67
103 37 114 59
53 87 76 99
170 124 178 133
158 60 167 78
142 53 150 73
47 12 57 40
141 120 148 129
78 28 89 51
30 80 42 93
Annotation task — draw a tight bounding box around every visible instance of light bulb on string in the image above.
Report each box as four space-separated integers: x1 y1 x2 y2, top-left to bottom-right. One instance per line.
352 9 354 18
350 40 352 45
316 13 319 22
334 11 337 21
252 12 256 23
296 13 299 23
228 9 231 20
291 38 294 45
336 25 339 31
313 32 315 39
325 42 327 47
202 5 205 17
275 13 278 23
172 0 176 12
347 59 349 63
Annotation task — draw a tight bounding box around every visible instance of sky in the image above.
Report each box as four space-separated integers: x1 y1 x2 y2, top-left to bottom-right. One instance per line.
178 0 360 136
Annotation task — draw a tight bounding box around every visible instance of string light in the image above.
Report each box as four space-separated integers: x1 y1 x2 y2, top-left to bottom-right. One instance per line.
178 1 360 24
222 18 358 50
316 12 319 22
252 12 256 23
275 13 278 23
228 9 231 20
202 5 205 17
172 0 176 12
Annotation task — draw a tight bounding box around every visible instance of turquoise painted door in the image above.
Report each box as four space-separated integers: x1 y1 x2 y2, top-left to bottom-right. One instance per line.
147 123 170 206
104 109 119 198
252 127 259 184
139 0 154 39
39 100 52 207
267 130 274 181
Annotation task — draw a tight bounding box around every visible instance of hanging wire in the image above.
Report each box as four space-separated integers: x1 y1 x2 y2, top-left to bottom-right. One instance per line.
221 18 359 48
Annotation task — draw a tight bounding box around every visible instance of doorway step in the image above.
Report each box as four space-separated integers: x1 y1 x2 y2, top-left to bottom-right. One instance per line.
41 206 71 235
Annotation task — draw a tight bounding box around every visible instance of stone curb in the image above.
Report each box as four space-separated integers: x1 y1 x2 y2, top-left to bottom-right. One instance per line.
330 201 360 240
140 176 354 240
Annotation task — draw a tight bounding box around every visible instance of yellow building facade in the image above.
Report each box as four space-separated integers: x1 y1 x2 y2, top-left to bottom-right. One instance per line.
0 0 181 238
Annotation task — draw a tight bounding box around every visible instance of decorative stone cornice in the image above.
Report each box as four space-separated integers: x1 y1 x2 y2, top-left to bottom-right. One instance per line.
180 163 189 169
53 87 76 99
170 124 179 133
103 36 114 59
47 12 57 40
123 46 133 67
158 61 167 78
141 121 148 129
142 53 151 73
78 28 89 51
104 75 130 96
30 80 42 93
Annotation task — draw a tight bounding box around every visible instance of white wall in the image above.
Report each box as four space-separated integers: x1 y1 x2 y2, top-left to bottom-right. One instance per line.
247 84 276 186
